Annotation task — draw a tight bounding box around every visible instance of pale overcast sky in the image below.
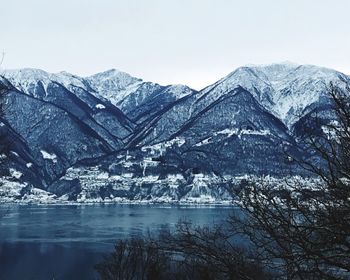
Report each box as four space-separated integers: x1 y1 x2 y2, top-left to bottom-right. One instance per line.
1 0 349 89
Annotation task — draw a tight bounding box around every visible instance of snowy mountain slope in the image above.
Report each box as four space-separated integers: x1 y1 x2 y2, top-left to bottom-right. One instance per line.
1 88 113 184
1 68 91 98
1 68 195 127
197 63 350 127
0 68 197 198
85 69 143 105
126 93 196 148
1 69 135 144
161 64 345 152
120 84 195 123
86 69 195 122
0 119 44 186
133 86 298 177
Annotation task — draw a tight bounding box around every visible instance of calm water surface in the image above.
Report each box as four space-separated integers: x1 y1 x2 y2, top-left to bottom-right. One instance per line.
0 204 234 280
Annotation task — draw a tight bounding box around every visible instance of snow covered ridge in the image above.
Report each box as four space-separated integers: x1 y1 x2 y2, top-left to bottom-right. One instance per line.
0 68 194 106
85 69 144 106
1 62 348 126
0 68 87 94
198 63 350 127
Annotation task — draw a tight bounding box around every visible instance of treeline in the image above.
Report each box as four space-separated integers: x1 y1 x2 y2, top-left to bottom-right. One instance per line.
95 85 350 280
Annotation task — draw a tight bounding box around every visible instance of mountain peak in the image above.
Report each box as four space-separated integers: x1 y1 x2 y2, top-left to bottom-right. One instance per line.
164 84 194 99
242 62 342 79
85 69 144 106
244 61 299 69
87 68 142 83
198 63 349 128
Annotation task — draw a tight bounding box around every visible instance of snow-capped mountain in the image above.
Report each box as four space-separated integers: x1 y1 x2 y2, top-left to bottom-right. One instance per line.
0 63 348 203
1 68 88 97
1 68 195 123
86 69 143 105
86 69 195 123
198 63 349 127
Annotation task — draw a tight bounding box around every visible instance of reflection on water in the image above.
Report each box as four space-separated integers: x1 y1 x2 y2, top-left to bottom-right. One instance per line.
0 204 234 280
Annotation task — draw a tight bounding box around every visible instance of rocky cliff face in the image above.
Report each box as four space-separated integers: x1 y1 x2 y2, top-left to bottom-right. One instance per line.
0 63 348 203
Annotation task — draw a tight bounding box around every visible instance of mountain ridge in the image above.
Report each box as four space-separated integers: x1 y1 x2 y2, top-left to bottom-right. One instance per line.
0 63 348 203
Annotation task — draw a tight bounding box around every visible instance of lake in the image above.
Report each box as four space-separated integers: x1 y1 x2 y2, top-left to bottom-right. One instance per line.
0 204 235 280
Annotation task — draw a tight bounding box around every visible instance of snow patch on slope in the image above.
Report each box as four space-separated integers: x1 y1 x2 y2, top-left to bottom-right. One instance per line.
40 150 57 162
95 104 106 109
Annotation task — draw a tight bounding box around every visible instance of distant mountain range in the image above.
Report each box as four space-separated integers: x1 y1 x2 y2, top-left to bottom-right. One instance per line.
0 63 348 203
